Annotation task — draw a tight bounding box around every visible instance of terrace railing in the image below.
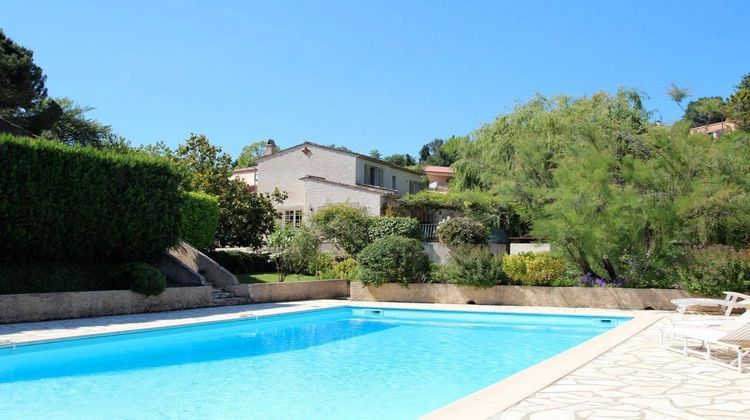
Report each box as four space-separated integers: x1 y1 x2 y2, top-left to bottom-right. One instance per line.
421 224 439 242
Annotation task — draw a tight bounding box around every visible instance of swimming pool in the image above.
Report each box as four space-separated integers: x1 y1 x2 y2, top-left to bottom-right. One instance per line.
0 307 629 419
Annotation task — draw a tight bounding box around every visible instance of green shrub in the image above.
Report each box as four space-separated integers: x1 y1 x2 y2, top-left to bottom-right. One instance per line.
502 252 567 286
369 217 422 241
0 135 182 262
357 236 430 286
109 262 166 296
434 246 508 288
309 252 335 278
332 258 358 280
437 217 488 247
181 191 220 250
267 225 321 281
206 250 275 274
677 246 750 297
0 261 119 294
311 204 372 256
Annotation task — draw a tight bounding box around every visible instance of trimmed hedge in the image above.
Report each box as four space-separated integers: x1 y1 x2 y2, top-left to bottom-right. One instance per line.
0 135 182 262
181 191 220 250
357 236 430 286
369 216 422 241
206 250 275 274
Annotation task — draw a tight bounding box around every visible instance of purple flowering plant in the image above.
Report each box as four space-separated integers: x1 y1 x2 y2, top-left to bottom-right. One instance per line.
579 272 626 287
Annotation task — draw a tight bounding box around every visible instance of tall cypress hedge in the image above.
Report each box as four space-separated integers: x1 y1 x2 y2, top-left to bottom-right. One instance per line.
0 135 182 262
181 191 220 250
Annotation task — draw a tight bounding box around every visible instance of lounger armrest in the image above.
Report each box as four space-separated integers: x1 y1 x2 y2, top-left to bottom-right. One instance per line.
724 292 750 302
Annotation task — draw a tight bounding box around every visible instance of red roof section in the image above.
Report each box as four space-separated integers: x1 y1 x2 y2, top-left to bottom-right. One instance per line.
423 165 454 175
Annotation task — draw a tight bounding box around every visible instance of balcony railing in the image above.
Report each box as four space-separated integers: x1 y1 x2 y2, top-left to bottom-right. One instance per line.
421 224 439 242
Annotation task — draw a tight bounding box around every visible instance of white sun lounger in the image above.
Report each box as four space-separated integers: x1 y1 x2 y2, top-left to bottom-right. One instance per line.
671 291 750 316
662 322 750 373
671 310 750 328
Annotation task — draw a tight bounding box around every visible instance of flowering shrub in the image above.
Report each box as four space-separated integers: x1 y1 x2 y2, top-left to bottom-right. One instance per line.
579 273 626 288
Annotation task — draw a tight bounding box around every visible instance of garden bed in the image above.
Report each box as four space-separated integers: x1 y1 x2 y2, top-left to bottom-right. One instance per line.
350 282 693 310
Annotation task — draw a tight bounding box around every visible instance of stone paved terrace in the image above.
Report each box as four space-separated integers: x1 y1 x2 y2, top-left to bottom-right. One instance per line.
1 301 748 419
495 316 750 420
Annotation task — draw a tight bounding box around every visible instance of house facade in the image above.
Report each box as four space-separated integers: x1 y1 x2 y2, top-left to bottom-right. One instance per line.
689 121 736 138
251 142 424 225
423 165 454 192
230 166 257 192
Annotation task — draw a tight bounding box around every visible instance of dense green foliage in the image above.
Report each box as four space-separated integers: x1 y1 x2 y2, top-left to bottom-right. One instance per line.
677 246 750 297
0 135 182 262
418 136 467 166
357 236 430 286
206 250 275 274
39 98 124 149
0 29 62 135
433 246 508 288
110 262 167 296
683 97 726 127
369 216 422 241
437 217 488 247
267 225 321 281
169 134 281 248
0 261 118 294
452 90 750 286
332 258 359 280
181 192 220 250
311 204 372 256
502 253 568 286
235 140 267 168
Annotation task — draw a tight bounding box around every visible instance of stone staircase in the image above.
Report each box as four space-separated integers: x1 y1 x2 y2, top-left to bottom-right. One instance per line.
210 286 247 306
196 268 247 306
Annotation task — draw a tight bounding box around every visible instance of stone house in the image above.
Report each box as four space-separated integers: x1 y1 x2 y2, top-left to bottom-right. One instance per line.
244 141 424 226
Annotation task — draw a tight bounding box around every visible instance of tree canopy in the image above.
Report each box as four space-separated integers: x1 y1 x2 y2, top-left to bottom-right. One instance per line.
452 90 750 286
235 140 266 168
0 30 61 134
683 96 726 127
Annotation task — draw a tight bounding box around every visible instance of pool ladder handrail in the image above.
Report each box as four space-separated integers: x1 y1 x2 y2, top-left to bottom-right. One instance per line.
0 339 16 351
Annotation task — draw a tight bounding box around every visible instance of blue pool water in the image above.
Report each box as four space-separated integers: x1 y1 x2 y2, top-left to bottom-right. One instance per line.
0 307 629 419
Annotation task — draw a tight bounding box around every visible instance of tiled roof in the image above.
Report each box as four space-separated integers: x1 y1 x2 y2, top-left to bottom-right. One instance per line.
423 165 454 175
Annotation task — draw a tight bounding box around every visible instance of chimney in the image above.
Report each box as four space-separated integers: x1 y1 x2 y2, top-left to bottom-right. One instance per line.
264 139 279 156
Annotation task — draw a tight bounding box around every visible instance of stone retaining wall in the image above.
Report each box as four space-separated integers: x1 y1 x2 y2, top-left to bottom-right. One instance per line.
350 282 692 310
0 286 213 324
228 280 350 303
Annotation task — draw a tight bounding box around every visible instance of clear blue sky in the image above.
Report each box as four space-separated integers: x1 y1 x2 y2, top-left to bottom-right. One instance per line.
4 0 750 158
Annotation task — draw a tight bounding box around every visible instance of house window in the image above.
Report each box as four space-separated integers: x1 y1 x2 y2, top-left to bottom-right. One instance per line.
392 175 397 189
283 210 303 227
364 164 383 187
254 173 258 183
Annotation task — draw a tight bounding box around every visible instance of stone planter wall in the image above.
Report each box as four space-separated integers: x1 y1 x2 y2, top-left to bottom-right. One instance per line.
350 282 692 310
228 280 350 303
0 286 213 324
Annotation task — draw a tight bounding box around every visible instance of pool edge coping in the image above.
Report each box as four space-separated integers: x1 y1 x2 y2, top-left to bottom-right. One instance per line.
420 312 662 420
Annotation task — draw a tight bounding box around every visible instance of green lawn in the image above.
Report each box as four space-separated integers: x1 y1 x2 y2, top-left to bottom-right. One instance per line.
237 272 318 284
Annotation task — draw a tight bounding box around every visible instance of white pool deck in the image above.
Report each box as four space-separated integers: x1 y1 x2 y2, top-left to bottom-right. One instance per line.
1 300 748 419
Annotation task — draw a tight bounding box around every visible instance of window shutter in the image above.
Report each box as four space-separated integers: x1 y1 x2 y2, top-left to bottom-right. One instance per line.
364 164 370 184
